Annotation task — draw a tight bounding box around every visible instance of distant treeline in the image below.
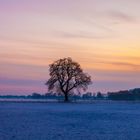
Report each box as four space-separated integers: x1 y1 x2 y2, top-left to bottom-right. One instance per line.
0 92 103 100
0 92 105 100
107 88 140 101
0 88 140 101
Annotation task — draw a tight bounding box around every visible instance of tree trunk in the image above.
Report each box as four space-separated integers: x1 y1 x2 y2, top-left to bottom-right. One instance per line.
64 93 69 102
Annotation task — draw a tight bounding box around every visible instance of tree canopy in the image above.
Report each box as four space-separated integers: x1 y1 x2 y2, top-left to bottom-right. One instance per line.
46 57 92 101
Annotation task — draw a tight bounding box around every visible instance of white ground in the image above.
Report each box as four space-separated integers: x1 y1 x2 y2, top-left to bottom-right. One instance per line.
0 101 140 140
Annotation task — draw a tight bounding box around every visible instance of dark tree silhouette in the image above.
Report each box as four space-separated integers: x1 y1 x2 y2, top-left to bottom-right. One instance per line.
96 92 104 99
45 57 92 102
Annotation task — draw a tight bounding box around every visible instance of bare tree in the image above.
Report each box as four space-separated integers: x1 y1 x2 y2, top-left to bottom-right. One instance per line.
45 57 92 102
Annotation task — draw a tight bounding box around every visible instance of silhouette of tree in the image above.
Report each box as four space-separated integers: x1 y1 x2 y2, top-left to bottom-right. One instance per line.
96 92 104 99
45 57 92 102
31 93 42 99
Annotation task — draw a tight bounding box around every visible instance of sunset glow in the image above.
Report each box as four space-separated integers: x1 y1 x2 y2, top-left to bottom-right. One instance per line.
0 0 140 94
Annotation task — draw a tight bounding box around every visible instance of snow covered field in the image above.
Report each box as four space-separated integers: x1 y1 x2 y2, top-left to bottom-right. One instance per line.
0 102 140 140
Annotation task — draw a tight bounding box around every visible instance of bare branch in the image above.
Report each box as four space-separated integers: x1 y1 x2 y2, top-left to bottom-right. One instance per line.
45 57 92 101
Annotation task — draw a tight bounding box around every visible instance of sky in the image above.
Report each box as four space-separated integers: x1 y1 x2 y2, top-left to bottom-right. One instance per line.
0 0 140 95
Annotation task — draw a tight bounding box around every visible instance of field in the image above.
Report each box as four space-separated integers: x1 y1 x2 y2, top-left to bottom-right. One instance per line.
0 101 140 140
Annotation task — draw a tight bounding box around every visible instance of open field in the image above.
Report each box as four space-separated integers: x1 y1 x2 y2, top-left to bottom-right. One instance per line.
0 102 140 140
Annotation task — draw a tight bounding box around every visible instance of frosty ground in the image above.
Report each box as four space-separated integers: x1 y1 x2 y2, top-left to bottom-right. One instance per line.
0 101 140 140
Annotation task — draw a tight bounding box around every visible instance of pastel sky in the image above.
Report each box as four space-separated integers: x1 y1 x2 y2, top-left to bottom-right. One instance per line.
0 0 140 95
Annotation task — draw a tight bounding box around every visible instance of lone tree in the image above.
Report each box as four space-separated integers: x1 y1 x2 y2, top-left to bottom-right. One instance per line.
45 57 92 102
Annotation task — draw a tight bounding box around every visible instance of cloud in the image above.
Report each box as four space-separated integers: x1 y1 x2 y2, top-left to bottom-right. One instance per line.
107 10 135 23
96 61 140 70
54 30 113 39
0 77 42 86
84 16 114 32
